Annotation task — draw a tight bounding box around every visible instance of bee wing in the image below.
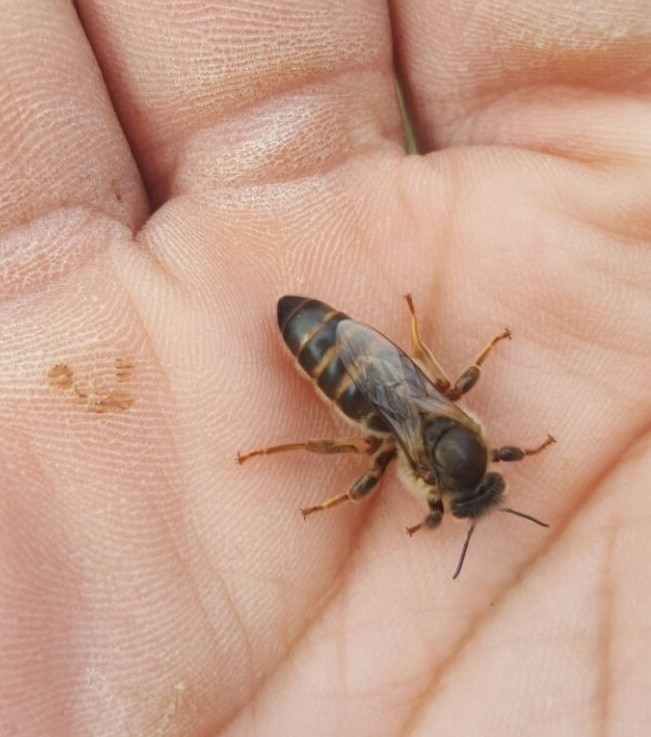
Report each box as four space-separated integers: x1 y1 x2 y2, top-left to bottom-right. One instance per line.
336 320 467 462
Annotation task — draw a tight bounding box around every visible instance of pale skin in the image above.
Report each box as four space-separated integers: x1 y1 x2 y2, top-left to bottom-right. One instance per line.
0 1 650 735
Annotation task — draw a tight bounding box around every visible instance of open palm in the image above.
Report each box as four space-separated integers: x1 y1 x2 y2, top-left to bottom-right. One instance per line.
1 2 650 735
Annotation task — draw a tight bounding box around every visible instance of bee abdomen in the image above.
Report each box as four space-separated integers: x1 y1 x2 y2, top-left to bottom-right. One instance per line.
277 296 388 433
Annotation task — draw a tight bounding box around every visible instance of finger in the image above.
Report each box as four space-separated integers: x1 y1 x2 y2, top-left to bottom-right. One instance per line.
391 0 651 154
76 0 404 203
0 1 147 232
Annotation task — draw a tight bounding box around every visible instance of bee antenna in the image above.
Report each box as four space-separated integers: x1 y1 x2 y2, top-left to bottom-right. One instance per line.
452 523 476 580
500 507 549 528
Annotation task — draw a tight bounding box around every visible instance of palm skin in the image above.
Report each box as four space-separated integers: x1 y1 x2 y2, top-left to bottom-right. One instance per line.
1 1 650 736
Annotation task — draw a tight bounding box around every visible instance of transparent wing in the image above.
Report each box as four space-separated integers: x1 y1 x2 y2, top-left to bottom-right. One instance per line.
336 320 467 464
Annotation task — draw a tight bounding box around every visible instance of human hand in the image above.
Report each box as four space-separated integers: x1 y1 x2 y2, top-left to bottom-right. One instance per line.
1 1 649 735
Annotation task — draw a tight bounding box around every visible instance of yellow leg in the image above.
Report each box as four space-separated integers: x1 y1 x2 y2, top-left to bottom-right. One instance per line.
301 443 396 518
405 498 444 536
446 328 512 400
237 436 381 464
404 294 451 392
491 434 556 462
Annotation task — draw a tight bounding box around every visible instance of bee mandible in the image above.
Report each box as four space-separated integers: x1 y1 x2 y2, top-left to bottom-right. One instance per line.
238 296 555 578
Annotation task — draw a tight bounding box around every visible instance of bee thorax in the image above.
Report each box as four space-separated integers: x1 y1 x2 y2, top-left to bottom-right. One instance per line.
396 449 438 503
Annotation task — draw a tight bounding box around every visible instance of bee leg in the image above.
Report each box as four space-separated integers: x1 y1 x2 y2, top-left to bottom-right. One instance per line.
491 434 556 462
405 498 444 536
446 328 512 400
237 436 382 463
403 294 452 392
301 443 396 518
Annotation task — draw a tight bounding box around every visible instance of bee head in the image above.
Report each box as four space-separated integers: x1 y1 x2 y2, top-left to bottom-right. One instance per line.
449 471 505 519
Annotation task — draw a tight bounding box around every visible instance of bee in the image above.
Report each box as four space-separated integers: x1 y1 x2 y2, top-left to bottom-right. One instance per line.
238 295 555 578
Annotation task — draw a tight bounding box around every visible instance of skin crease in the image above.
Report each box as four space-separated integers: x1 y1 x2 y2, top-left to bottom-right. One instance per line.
0 0 650 734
